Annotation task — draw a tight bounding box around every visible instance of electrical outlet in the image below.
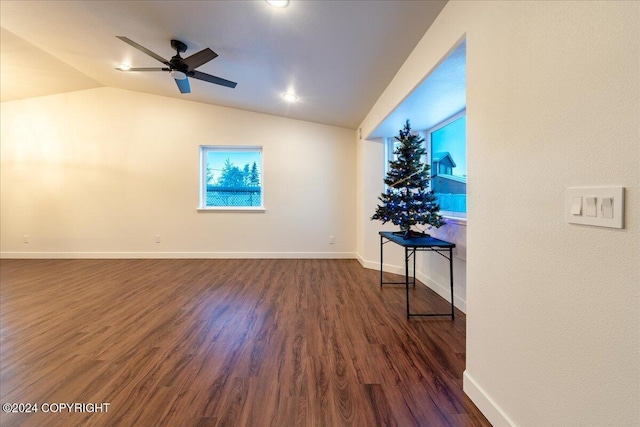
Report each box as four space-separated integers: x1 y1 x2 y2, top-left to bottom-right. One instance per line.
23 235 29 244
155 235 161 243
329 236 335 244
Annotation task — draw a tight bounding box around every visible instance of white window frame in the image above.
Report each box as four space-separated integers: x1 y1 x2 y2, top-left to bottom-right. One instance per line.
383 132 428 189
384 137 400 168
198 145 265 212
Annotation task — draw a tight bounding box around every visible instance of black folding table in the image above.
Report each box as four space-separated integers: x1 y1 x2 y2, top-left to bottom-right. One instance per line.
379 231 456 319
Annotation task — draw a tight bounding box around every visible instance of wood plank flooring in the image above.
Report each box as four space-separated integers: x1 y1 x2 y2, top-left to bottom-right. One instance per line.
0 259 490 427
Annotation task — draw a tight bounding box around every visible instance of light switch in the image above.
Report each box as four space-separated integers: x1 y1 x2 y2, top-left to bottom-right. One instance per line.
585 196 597 217
601 197 613 218
566 187 624 229
571 197 582 215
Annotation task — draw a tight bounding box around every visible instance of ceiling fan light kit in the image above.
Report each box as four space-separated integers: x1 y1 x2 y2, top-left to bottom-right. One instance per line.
115 36 237 94
169 70 186 80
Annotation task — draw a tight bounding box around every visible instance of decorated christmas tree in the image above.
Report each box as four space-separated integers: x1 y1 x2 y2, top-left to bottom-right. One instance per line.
371 120 445 237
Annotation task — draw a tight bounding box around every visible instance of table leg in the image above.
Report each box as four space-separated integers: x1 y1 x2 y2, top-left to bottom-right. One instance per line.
412 247 416 287
450 247 455 320
405 247 410 319
380 235 383 287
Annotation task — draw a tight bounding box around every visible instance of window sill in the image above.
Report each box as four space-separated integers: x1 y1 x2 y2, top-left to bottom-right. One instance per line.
197 207 266 213
443 216 467 226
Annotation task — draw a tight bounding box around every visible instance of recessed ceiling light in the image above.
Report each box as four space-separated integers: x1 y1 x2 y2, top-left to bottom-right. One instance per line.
266 0 289 8
282 92 297 102
117 63 131 71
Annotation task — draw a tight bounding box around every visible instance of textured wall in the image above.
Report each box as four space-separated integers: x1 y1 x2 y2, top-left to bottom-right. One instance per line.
358 1 639 426
1 87 357 258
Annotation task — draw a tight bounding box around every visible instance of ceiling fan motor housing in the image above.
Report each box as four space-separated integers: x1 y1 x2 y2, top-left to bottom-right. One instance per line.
169 40 190 73
170 39 188 54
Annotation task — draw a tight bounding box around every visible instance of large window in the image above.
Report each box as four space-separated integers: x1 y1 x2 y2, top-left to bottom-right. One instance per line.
199 146 263 210
428 111 466 217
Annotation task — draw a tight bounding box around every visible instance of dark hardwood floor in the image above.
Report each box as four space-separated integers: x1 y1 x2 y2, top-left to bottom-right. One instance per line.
0 259 490 427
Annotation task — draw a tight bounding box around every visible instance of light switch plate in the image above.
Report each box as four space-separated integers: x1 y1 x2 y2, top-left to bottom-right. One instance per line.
565 187 624 229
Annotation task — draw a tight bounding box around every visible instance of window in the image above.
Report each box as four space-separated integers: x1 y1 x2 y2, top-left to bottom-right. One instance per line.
428 111 466 217
385 138 401 166
199 146 263 211
382 111 466 218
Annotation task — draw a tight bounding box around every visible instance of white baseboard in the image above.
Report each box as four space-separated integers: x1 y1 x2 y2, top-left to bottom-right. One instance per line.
0 251 357 260
415 269 467 313
356 254 405 275
463 371 514 427
357 253 466 313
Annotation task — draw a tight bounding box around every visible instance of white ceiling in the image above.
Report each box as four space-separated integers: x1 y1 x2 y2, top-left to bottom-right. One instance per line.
370 39 466 138
0 0 447 130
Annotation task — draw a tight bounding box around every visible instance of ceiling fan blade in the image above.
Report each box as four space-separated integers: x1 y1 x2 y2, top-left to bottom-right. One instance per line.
116 67 169 72
183 48 218 70
174 77 191 94
190 70 237 88
116 36 171 66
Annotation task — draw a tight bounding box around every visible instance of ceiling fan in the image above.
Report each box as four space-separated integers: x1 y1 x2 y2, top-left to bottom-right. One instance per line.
116 36 237 93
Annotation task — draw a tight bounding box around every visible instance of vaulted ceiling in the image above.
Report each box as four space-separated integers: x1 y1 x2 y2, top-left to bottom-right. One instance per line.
0 0 447 129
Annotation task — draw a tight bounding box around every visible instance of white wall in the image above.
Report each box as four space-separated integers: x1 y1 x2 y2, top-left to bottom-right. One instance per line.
358 1 639 426
1 87 357 258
